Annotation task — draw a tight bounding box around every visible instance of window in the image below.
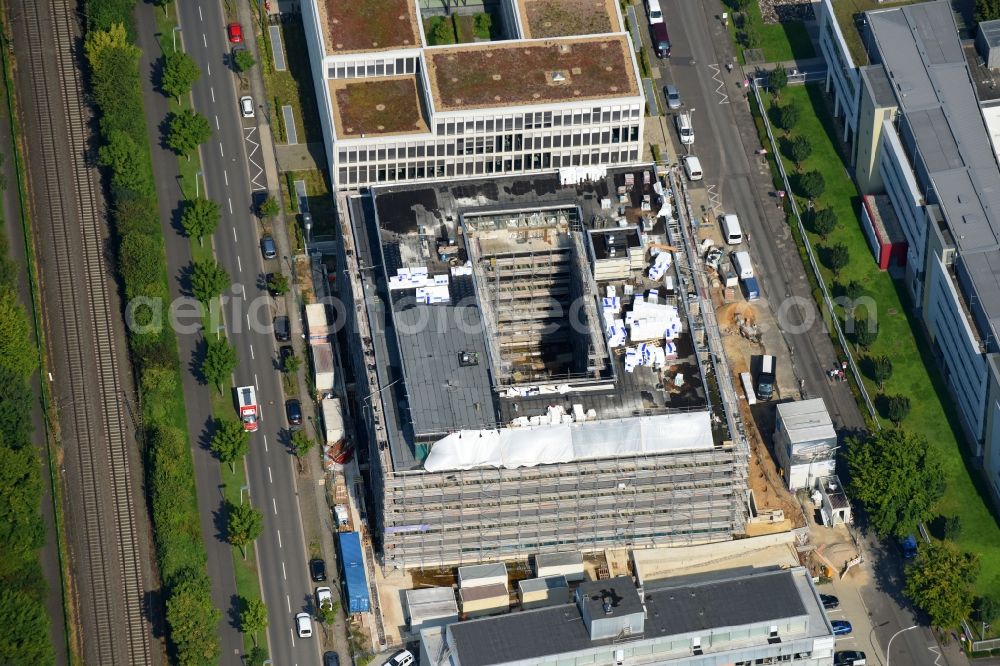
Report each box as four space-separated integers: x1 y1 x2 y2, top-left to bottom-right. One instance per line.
375 62 384 76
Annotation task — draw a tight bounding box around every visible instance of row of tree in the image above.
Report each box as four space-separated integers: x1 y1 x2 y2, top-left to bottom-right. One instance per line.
82 1 221 663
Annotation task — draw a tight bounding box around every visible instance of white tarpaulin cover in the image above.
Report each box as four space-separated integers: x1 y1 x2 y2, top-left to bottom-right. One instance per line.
423 410 713 472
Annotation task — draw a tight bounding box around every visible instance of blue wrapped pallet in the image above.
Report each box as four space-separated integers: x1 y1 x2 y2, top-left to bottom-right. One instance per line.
337 531 371 614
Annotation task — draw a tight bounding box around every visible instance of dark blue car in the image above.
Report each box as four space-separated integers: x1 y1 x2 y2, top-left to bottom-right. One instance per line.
832 620 853 636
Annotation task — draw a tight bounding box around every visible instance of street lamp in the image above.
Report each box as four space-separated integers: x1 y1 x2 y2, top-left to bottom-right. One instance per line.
885 624 919 666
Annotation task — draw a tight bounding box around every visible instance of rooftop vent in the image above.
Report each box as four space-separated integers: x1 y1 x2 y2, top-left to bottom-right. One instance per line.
549 71 567 84
602 596 613 614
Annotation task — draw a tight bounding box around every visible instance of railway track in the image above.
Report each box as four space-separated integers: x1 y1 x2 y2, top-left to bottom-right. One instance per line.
16 0 150 663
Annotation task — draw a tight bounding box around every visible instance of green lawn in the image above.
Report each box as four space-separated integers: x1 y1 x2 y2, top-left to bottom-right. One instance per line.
728 0 816 64
285 169 336 241
765 85 1000 600
260 16 323 144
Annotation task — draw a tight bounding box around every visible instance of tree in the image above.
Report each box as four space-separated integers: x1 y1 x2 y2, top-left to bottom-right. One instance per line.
788 135 812 169
823 243 850 277
846 427 945 538
854 318 878 351
318 598 340 627
905 540 978 629
165 573 221 665
233 49 256 73
845 280 865 300
0 587 55 664
226 501 263 558
744 24 761 49
809 207 837 240
98 130 153 196
201 336 238 392
180 197 220 240
798 169 826 200
210 419 250 472
190 259 230 303
769 64 788 98
775 103 800 133
432 17 455 45
976 0 1000 24
246 646 268 666
282 353 301 375
239 597 268 646
291 429 315 459
161 51 200 101
942 515 963 541
0 288 37 382
166 109 211 158
872 355 893 391
886 394 911 425
258 196 280 219
975 595 1000 625
267 272 290 296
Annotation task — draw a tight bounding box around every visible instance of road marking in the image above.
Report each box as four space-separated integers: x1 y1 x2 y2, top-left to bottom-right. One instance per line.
282 561 286 580
255 373 259 391
241 284 246 298
202 33 207 48
206 62 211 76
210 86 215 103
214 114 219 130
249 343 254 359
277 530 282 548
245 313 250 329
219 142 224 157
286 595 291 612
263 434 268 452
228 197 233 214
237 256 242 273
223 169 229 186
268 466 273 483
198 5 203 21
272 497 278 514
232 225 238 243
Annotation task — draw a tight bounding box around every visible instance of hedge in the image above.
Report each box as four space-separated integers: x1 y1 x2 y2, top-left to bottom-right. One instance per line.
83 1 220 663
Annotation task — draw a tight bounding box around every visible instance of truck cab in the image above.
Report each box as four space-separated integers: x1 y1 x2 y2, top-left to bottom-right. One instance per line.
757 354 776 400
236 385 259 432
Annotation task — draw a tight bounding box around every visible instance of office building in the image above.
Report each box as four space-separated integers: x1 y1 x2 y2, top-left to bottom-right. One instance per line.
300 0 645 188
335 168 748 569
420 568 836 665
816 0 1000 510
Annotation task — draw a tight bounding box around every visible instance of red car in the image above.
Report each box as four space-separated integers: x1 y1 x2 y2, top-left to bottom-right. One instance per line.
227 23 243 43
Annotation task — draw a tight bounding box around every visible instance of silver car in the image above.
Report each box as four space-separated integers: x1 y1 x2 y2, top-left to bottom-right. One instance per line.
664 84 681 110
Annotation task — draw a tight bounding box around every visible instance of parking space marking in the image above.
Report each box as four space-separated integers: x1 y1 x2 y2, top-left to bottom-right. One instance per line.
242 126 267 191
708 63 730 104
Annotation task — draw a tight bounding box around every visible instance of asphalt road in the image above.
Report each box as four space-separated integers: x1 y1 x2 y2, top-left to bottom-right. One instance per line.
172 3 321 664
652 2 946 664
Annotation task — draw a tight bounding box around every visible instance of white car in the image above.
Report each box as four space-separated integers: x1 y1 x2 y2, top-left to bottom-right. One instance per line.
295 612 313 638
387 650 415 666
240 95 255 118
316 586 333 610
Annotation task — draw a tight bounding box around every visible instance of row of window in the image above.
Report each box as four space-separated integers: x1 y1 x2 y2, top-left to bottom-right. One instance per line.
435 106 641 135
336 149 640 186
337 126 641 164
329 57 419 79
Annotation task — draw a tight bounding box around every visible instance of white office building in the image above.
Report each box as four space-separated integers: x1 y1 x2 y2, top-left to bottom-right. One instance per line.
301 0 646 188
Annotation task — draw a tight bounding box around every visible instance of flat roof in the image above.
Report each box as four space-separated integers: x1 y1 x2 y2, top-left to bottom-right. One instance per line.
319 0 420 54
330 76 429 138
868 1 1000 344
860 65 895 107
519 575 568 593
446 568 828 666
776 399 836 444
517 0 622 39
425 35 638 111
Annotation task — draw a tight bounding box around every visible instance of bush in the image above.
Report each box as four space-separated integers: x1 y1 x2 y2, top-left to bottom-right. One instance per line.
809 207 837 239
798 170 826 200
822 243 850 276
473 12 492 38
788 135 812 168
775 103 800 133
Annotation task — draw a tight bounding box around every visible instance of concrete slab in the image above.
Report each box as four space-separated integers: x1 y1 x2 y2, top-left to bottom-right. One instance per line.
294 179 308 213
268 24 287 71
275 142 327 173
643 77 660 116
282 105 298 145
626 5 642 51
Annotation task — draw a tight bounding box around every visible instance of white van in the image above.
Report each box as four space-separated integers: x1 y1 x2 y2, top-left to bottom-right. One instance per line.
720 214 743 245
676 112 694 145
647 0 664 24
731 250 753 279
683 155 703 181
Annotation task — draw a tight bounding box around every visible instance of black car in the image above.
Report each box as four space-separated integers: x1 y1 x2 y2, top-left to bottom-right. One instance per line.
260 234 277 260
274 315 290 341
279 345 294 369
834 650 866 666
323 652 340 666
820 593 840 610
309 558 327 582
285 398 302 425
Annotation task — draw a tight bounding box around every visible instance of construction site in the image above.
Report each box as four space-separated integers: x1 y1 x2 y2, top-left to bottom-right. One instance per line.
338 167 751 570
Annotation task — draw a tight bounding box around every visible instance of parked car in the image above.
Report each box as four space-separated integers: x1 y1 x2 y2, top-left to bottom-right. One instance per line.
820 594 840 610
294 612 313 638
226 22 243 43
676 112 694 145
834 650 867 666
651 21 671 58
664 84 682 110
683 154 703 181
900 534 918 559
274 315 290 341
239 95 255 118
387 650 415 666
831 620 853 636
285 398 302 426
309 557 327 581
279 345 294 369
323 652 340 666
260 234 277 260
316 586 333 610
